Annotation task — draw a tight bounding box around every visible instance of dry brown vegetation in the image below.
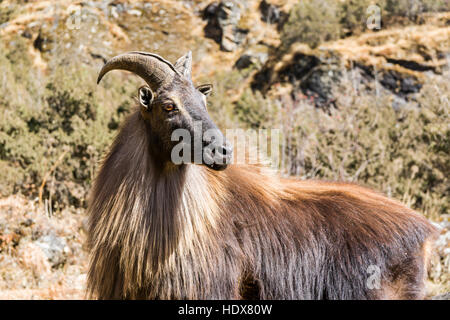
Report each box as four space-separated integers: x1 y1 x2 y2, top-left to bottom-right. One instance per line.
0 195 87 299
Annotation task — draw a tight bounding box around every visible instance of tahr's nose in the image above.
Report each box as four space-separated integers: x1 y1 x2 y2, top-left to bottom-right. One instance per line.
203 140 233 171
216 144 232 157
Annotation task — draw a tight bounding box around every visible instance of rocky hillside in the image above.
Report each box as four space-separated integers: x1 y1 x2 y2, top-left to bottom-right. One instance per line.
0 0 448 299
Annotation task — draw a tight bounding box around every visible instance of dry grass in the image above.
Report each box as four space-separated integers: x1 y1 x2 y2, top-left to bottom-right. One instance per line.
0 195 87 299
323 22 450 75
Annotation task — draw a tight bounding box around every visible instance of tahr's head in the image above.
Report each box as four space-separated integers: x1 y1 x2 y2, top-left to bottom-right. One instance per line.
97 51 232 171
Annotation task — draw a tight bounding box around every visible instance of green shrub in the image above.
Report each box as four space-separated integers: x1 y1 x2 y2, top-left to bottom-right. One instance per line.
234 89 280 129
385 0 449 20
282 0 449 49
203 69 245 130
281 0 341 49
340 0 386 34
0 38 138 210
234 72 449 219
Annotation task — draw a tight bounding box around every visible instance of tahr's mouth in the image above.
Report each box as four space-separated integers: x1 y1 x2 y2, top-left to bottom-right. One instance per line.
203 145 232 171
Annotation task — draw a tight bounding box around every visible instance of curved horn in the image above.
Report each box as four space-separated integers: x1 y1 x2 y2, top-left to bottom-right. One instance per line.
97 51 181 91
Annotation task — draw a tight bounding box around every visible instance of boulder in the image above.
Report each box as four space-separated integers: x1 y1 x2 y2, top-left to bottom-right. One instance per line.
380 70 422 96
259 0 282 24
252 51 341 108
34 233 69 267
33 30 55 53
251 46 429 109
235 45 269 70
299 64 341 108
432 292 450 300
203 1 249 52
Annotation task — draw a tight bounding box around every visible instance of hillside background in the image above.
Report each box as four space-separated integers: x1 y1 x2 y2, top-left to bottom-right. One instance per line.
0 0 448 299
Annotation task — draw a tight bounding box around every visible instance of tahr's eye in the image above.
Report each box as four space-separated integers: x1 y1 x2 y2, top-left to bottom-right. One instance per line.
164 104 176 112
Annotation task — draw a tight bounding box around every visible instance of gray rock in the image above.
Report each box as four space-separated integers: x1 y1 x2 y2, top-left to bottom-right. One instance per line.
299 64 341 108
33 31 55 53
259 0 282 24
261 51 340 108
35 233 68 267
235 54 254 69
438 219 450 231
431 292 450 300
380 70 422 96
235 46 269 70
203 1 249 52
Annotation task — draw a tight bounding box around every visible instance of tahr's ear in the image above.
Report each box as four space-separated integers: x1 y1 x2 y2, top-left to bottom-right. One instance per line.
196 84 213 97
138 85 154 111
175 51 192 79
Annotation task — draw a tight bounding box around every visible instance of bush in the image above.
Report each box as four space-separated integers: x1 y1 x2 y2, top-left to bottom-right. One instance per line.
234 71 449 219
281 0 341 49
339 0 385 35
0 38 138 210
282 0 449 49
234 89 280 129
385 0 449 20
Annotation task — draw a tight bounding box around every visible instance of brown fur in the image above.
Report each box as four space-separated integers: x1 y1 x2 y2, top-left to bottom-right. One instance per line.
87 109 438 300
